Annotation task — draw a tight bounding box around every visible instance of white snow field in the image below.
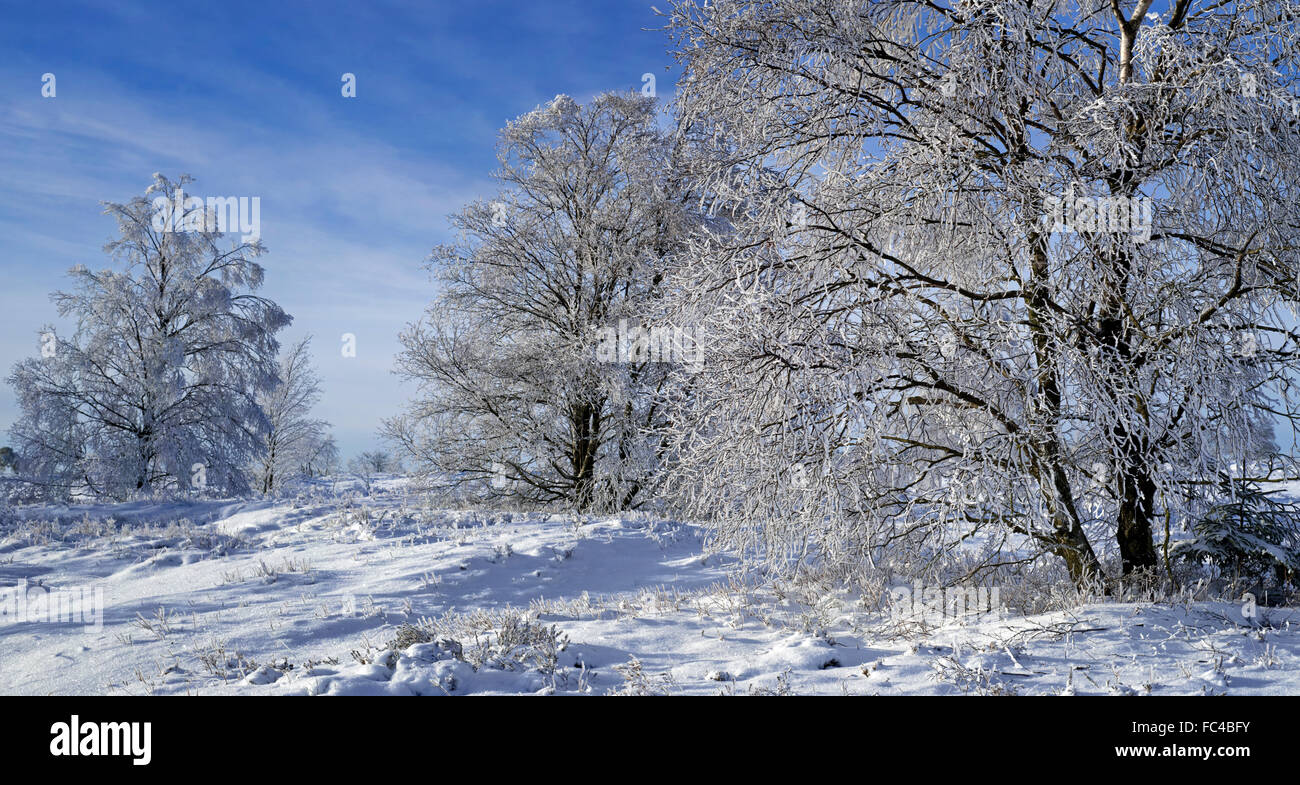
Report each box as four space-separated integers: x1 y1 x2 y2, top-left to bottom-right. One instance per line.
1 478 1298 696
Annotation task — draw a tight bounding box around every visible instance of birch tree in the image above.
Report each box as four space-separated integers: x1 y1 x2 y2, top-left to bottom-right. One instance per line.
8 174 290 499
255 336 333 495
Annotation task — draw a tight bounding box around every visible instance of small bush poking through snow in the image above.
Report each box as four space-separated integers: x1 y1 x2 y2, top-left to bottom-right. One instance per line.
385 608 568 676
608 657 675 696
747 667 797 696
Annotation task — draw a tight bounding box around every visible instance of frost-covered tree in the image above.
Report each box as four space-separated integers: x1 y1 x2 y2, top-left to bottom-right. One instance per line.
660 0 1300 584
297 433 339 479
255 336 333 495
8 337 90 495
8 174 290 499
346 451 394 496
354 450 395 473
385 93 710 512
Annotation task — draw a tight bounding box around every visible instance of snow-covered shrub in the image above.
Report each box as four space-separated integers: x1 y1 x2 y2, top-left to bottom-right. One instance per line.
607 656 675 696
387 608 567 676
1175 480 1300 590
746 668 797 696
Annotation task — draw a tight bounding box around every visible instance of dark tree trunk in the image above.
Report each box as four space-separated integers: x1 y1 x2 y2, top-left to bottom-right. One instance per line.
1045 462 1104 586
570 403 600 511
1116 459 1159 574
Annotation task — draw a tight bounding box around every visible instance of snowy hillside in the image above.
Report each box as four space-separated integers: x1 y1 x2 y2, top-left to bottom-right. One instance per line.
2 479 1297 696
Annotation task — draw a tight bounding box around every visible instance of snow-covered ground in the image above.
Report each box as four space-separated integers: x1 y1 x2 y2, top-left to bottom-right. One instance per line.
2 478 1298 695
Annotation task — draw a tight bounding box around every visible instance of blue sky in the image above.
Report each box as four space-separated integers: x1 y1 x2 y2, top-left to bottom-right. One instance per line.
0 0 679 460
